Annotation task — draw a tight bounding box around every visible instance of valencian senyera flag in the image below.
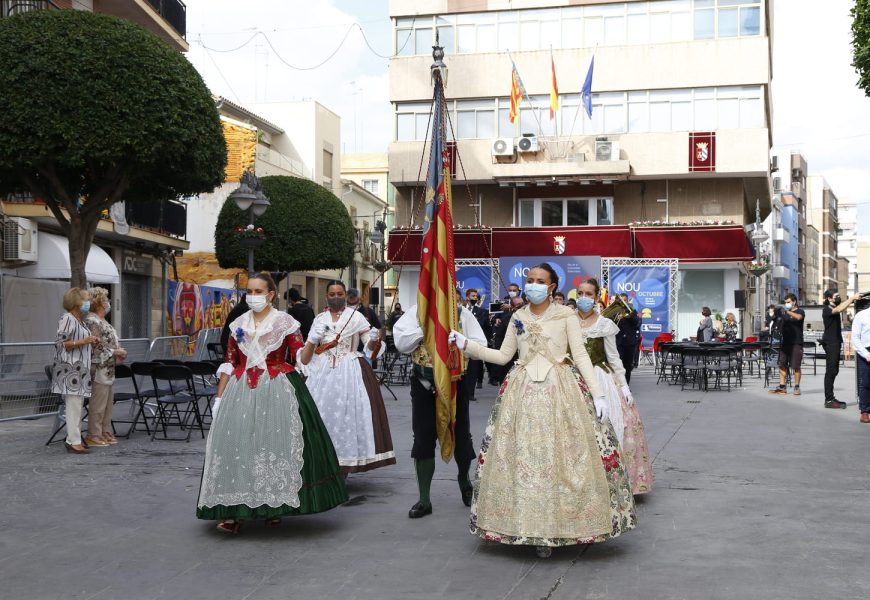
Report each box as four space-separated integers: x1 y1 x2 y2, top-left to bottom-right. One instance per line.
509 60 527 124
417 72 464 462
549 50 559 119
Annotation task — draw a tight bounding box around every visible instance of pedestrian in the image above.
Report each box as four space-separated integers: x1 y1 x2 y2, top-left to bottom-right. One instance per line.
51 288 98 454
299 281 396 475
616 293 641 384
852 301 870 423
346 287 384 365
451 263 636 558
723 312 739 343
392 298 487 517
463 288 492 400
488 295 523 385
566 298 577 311
286 287 315 340
576 279 653 495
219 295 248 356
769 293 805 396
197 272 348 534
83 287 127 447
387 302 404 332
697 307 714 342
553 291 565 305
821 289 863 409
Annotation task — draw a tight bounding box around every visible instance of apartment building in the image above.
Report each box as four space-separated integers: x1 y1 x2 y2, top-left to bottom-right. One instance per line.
806 175 840 302
387 0 773 337
837 196 858 296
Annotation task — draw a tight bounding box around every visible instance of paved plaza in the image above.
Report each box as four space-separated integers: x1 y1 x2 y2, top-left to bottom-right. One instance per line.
0 362 867 600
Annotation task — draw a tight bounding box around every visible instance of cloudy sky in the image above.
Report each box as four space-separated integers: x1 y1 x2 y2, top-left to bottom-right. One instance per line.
185 0 870 227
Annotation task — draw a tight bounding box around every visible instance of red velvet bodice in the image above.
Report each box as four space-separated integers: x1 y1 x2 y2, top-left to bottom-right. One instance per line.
224 332 304 389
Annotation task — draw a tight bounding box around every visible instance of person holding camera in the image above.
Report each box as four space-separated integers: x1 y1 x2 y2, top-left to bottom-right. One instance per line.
769 293 805 396
852 300 870 423
821 289 863 409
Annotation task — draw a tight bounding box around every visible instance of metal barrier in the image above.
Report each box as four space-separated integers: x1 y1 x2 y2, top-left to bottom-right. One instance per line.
193 328 221 361
145 335 191 362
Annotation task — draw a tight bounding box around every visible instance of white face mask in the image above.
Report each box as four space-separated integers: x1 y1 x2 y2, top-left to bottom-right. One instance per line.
247 295 270 313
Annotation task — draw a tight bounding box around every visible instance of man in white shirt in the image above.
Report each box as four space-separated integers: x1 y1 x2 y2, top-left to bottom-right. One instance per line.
392 296 487 518
851 301 870 423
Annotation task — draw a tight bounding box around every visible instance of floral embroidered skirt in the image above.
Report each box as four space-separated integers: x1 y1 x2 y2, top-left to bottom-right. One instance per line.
593 366 654 495
469 364 636 547
196 372 348 521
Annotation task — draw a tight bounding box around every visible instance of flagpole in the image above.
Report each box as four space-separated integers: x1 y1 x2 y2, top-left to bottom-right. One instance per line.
507 51 548 140
566 51 595 141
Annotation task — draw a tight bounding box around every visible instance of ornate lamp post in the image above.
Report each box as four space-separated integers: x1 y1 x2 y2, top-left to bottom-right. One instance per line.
745 199 770 333
369 212 391 323
229 170 270 276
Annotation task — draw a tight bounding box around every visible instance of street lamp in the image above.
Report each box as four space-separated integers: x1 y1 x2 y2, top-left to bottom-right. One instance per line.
229 170 270 275
747 199 770 334
370 214 391 323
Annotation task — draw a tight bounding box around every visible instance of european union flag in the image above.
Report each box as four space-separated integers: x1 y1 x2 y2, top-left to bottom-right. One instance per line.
581 55 594 119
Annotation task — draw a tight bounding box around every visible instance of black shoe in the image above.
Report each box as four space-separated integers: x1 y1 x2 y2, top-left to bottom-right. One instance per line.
769 386 787 395
469 396 477 402
824 399 847 409
460 485 473 507
476 381 483 389
488 379 499 386
408 502 433 518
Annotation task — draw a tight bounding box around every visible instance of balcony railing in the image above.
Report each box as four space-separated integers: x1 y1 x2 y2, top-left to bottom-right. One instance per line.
125 199 186 238
146 0 186 38
0 0 59 17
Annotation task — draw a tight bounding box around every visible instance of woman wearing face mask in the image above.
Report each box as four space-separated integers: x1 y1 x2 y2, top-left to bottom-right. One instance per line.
52 288 98 454
298 280 396 476
450 263 636 558
83 287 127 447
197 273 348 534
575 279 653 496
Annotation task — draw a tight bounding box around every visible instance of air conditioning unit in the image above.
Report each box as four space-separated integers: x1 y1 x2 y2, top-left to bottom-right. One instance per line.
517 134 539 153
770 155 779 172
3 217 38 263
491 138 515 157
595 140 620 161
773 176 781 191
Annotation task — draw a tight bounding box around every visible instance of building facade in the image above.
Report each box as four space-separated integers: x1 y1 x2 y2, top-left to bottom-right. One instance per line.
836 196 858 296
806 175 840 302
387 0 773 337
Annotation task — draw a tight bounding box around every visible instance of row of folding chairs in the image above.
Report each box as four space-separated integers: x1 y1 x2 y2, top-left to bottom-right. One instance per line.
656 344 744 392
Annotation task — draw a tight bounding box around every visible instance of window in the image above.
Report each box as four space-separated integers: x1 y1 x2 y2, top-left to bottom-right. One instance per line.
362 179 379 195
322 149 333 179
455 99 495 139
519 198 613 227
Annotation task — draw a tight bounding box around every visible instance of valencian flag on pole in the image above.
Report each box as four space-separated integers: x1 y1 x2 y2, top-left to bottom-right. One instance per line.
509 60 527 124
417 71 464 462
549 50 559 119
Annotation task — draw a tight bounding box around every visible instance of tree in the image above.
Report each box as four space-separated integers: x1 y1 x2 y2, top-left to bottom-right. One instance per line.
215 175 355 273
0 10 226 287
853 0 870 96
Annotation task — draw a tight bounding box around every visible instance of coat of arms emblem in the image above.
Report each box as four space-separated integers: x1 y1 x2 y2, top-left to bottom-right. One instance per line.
553 235 566 255
695 141 709 162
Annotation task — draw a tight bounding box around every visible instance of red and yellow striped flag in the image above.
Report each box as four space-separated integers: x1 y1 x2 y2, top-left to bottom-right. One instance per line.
549 51 559 119
509 61 526 124
418 72 464 462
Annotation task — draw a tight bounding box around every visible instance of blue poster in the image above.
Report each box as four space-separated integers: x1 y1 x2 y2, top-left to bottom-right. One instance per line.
456 265 492 304
609 266 670 346
498 256 601 300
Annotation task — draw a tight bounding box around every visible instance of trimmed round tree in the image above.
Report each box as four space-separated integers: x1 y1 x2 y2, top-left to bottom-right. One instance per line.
0 10 226 287
854 0 870 95
215 175 354 273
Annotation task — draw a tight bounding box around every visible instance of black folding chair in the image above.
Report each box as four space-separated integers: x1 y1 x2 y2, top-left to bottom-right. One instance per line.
184 361 219 425
680 348 708 391
802 340 820 376
150 365 203 442
110 363 151 438
206 342 225 361
705 348 736 392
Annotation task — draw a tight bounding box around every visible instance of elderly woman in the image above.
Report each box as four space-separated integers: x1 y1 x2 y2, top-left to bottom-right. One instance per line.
723 312 739 343
698 307 714 342
52 288 98 454
83 287 127 447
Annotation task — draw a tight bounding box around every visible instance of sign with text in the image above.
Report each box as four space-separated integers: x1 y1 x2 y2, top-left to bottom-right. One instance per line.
455 265 492 304
608 265 670 347
498 256 601 300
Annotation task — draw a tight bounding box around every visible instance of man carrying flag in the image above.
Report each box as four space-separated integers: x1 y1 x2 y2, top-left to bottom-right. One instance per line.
392 68 487 519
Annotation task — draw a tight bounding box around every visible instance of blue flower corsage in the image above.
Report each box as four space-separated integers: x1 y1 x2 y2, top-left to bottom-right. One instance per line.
513 319 525 335
234 327 245 343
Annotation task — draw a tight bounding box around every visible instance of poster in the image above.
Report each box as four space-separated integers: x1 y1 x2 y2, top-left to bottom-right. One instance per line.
455 265 492 304
166 281 237 339
608 266 670 346
498 256 601 300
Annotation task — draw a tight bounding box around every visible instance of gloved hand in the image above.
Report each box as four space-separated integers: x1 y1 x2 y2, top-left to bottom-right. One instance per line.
368 328 380 342
308 322 327 345
593 396 609 421
448 329 469 351
212 397 221 416
621 384 634 405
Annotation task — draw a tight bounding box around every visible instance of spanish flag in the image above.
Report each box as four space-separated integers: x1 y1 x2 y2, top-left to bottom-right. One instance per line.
549 51 559 119
417 69 463 462
509 60 526 124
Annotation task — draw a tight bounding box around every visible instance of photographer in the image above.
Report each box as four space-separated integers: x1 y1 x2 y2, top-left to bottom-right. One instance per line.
769 294 804 396
821 289 863 409
852 298 870 423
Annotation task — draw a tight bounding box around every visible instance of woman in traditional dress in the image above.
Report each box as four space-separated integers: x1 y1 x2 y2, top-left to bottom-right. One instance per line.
576 279 653 496
299 281 396 475
197 273 348 533
450 263 636 558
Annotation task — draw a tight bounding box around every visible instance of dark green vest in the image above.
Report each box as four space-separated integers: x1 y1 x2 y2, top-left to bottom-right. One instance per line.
584 336 612 373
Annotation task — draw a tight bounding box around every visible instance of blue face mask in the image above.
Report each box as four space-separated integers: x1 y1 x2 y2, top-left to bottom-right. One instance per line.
524 283 550 305
577 297 595 312
80 301 91 315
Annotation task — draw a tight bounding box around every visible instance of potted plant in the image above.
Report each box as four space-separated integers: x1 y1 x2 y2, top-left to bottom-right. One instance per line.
234 224 265 248
746 259 769 276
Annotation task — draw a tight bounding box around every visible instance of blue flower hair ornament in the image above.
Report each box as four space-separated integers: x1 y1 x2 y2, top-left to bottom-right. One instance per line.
513 319 525 335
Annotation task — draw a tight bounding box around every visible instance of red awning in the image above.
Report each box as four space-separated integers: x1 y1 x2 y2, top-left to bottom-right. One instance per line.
388 228 493 264
632 225 753 262
492 226 632 258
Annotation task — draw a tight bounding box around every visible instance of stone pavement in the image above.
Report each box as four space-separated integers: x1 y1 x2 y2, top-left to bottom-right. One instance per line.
0 361 867 600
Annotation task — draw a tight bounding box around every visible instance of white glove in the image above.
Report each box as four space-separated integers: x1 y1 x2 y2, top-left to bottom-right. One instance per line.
593 396 609 421
621 384 634 405
448 329 468 350
368 328 380 342
212 397 221 416
307 322 327 345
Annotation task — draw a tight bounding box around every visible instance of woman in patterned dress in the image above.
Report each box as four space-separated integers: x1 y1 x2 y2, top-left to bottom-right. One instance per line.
298 280 395 475
52 288 98 454
450 264 636 558
575 279 653 495
197 273 348 533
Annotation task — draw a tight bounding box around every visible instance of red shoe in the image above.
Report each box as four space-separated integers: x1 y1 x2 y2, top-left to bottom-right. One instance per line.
860 413 870 424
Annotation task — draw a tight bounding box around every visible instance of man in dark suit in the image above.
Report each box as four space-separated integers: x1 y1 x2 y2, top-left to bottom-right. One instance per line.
616 293 641 384
489 295 524 385
285 287 315 340
463 288 492 400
